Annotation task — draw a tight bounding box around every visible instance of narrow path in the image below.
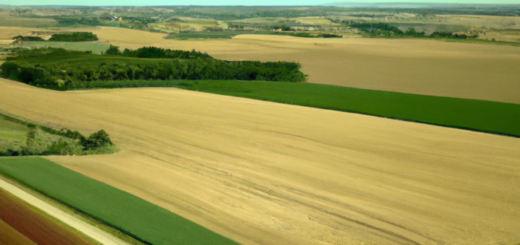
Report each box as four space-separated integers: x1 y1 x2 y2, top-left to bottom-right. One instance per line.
0 178 129 245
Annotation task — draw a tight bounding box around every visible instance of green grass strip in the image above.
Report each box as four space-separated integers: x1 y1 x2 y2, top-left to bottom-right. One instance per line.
0 157 239 245
184 80 520 137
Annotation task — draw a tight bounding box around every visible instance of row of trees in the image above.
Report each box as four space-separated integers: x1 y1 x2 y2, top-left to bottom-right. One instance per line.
429 32 479 39
49 32 99 42
12 35 45 41
55 17 102 26
105 45 213 59
0 48 307 89
346 21 479 39
346 21 405 36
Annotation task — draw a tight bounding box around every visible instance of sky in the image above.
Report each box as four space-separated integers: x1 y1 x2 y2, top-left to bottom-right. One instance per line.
2 0 519 6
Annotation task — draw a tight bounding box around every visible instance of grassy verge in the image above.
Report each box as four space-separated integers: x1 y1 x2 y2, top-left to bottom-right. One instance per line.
0 157 239 245
0 112 117 156
71 79 520 137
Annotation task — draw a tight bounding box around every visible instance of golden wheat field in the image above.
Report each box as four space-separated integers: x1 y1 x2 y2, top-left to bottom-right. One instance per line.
1 79 520 245
89 27 520 104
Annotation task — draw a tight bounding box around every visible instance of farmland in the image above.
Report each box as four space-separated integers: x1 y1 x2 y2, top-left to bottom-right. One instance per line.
1 78 519 244
0 114 28 154
0 157 239 245
86 27 520 104
0 187 95 245
170 80 520 137
1 4 520 245
0 218 37 245
0 12 57 28
50 79 520 137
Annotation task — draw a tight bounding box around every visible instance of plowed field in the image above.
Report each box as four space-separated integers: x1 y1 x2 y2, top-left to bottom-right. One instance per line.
0 218 36 245
1 78 520 245
0 188 94 245
91 27 520 104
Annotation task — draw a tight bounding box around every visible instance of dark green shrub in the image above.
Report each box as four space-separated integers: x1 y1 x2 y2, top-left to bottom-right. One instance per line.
18 67 44 84
105 45 121 55
0 62 19 78
81 130 113 150
319 33 343 38
49 32 98 42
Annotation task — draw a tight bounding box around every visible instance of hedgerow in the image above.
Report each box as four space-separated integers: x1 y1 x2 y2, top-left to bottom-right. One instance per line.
0 47 307 89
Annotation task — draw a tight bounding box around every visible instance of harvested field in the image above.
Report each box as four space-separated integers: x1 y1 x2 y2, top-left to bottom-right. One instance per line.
0 157 238 245
1 79 520 245
0 188 94 245
89 27 520 104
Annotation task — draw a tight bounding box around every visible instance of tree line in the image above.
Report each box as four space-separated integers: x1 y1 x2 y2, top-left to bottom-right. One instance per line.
345 21 479 39
12 35 45 41
0 47 307 89
48 32 99 42
105 45 213 59
11 32 99 42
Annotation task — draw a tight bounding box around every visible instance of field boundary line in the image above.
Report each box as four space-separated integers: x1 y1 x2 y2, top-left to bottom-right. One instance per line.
0 178 129 245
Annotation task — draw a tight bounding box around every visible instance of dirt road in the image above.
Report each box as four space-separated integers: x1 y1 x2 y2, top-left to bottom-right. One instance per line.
0 177 129 245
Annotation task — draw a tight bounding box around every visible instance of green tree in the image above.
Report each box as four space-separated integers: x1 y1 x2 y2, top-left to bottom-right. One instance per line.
105 45 121 55
405 27 417 35
81 130 113 150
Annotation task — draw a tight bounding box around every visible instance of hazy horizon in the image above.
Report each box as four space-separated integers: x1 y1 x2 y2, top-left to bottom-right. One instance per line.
2 0 520 6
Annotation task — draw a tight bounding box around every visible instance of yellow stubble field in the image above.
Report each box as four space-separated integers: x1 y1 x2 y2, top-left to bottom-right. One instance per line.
1 79 520 245
91 27 520 104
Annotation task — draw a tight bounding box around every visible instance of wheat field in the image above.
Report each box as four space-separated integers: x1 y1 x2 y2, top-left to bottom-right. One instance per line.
0 79 519 245
90 27 520 104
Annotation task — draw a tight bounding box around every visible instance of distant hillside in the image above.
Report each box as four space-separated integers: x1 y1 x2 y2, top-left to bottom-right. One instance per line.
324 2 520 8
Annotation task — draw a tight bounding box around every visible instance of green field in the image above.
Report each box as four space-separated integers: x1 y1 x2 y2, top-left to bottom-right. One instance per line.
0 16 57 27
23 41 110 54
183 81 520 137
0 157 239 245
0 116 29 154
69 80 520 137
